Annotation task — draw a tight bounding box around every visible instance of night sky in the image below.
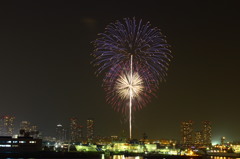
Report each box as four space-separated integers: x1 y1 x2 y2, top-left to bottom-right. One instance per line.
0 1 239 143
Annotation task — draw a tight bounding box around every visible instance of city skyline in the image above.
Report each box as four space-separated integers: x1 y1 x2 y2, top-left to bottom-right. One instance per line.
0 1 239 143
0 115 237 145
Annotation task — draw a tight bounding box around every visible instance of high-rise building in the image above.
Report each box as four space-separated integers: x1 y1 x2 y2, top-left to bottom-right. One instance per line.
19 121 39 138
87 118 94 141
202 120 211 146
181 120 193 146
19 121 31 137
20 121 31 132
77 125 83 140
221 136 225 145
194 131 203 145
70 117 82 142
0 116 15 136
30 125 39 138
56 124 67 142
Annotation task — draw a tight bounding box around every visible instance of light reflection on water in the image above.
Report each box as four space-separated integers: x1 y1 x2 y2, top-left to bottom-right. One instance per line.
101 154 240 159
112 156 142 159
102 154 143 159
209 157 240 159
4 156 240 159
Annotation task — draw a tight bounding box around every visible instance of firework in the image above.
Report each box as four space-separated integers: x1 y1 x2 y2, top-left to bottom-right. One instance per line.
103 60 157 112
92 17 171 82
115 71 144 100
91 18 172 139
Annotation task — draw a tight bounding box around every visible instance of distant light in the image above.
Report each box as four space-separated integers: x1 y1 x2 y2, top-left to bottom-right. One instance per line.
212 140 219 145
0 144 11 147
12 134 18 138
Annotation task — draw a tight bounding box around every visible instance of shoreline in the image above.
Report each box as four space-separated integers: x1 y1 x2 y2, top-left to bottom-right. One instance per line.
0 151 240 158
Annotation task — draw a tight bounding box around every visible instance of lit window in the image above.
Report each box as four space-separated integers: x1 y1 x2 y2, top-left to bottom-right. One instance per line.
29 141 36 143
13 141 18 143
0 144 11 147
19 141 26 143
12 145 19 147
7 141 12 143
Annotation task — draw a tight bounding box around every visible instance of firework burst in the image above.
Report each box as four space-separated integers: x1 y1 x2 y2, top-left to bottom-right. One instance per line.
115 71 143 100
103 62 157 113
91 17 172 139
92 17 172 82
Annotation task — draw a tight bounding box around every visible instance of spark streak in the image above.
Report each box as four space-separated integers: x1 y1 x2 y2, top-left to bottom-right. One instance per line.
130 55 133 139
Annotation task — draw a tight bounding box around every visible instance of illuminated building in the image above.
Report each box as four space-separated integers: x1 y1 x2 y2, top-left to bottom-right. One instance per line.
30 125 39 139
221 136 226 145
231 144 240 153
31 125 37 131
202 120 211 146
99 142 158 153
0 136 42 152
20 121 31 133
181 120 193 146
56 124 67 142
194 131 203 145
111 136 118 142
0 116 15 136
19 121 39 138
70 117 82 142
19 121 31 137
87 118 94 141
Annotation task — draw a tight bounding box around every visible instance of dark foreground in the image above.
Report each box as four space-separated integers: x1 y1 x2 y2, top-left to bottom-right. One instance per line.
0 151 204 158
0 151 101 158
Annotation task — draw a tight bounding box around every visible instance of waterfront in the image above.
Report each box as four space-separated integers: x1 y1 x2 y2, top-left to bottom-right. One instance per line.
0 153 240 159
103 155 240 159
105 155 240 159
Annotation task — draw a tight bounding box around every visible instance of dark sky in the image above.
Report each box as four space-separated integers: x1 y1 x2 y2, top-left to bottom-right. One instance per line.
0 1 239 143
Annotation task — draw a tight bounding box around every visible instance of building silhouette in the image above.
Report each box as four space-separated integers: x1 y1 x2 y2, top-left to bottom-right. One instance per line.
86 118 94 141
69 117 82 142
19 121 39 138
30 125 39 138
56 124 67 142
221 136 226 145
0 116 15 136
202 120 211 146
181 120 193 146
20 121 31 132
19 121 31 137
181 120 212 147
194 131 203 145
0 136 42 152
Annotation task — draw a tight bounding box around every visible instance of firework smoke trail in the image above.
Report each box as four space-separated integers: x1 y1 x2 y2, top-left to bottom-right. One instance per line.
91 18 172 139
